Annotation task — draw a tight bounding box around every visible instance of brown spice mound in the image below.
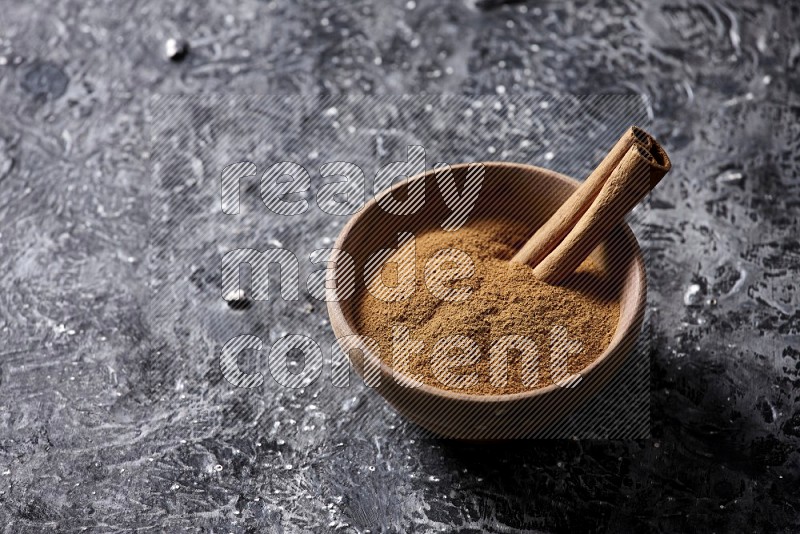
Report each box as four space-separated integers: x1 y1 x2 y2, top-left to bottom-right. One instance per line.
354 218 622 395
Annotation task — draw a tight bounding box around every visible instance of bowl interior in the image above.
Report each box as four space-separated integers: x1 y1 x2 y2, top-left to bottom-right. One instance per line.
328 162 645 400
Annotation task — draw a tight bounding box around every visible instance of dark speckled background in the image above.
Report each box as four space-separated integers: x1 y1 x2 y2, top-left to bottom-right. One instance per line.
0 0 799 532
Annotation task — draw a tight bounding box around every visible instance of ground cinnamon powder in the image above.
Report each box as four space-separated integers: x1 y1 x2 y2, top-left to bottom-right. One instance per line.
354 218 622 395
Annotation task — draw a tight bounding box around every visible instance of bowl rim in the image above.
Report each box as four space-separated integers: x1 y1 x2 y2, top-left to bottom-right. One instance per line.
326 161 647 404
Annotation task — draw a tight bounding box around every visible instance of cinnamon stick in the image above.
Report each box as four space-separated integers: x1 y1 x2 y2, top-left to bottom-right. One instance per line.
511 127 671 284
511 127 653 270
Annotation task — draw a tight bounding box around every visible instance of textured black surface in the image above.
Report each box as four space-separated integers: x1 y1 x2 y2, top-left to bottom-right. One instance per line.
147 92 654 441
1 0 799 532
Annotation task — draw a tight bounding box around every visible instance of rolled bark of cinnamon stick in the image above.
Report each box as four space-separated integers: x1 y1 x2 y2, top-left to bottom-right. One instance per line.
511 127 654 270
532 142 669 283
511 127 671 285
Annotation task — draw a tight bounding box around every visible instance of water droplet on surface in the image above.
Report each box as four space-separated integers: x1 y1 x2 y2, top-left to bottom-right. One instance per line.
684 284 703 306
224 288 250 310
717 169 744 186
22 62 69 99
341 396 360 412
164 38 189 61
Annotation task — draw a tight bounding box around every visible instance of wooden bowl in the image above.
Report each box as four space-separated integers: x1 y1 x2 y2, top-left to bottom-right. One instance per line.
326 162 646 439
